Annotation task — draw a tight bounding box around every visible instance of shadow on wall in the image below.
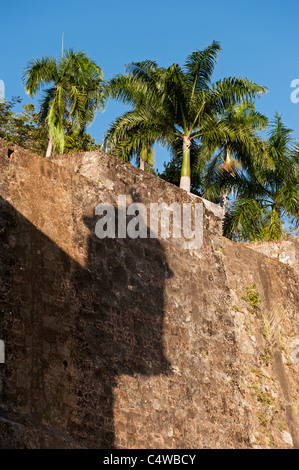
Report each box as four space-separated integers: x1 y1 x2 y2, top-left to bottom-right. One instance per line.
0 193 173 448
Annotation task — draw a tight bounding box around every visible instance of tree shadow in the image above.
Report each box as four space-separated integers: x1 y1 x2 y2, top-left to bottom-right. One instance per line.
0 193 172 448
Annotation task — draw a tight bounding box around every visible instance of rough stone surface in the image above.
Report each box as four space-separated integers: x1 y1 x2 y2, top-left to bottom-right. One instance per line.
0 139 298 449
244 240 299 271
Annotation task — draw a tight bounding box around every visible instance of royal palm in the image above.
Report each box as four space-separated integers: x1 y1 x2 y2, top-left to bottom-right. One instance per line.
104 41 267 192
212 114 299 241
203 101 268 213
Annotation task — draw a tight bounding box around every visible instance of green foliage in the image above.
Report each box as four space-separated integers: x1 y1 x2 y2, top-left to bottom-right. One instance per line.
243 284 260 308
260 348 272 365
0 97 101 156
103 41 267 189
0 97 48 154
203 101 268 208
217 114 299 241
63 124 101 153
258 412 267 426
256 390 275 406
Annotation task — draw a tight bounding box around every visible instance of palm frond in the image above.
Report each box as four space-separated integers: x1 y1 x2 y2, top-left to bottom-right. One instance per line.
184 40 221 92
22 57 58 97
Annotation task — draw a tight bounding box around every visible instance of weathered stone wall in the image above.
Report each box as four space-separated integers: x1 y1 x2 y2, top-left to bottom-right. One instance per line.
243 240 299 271
0 139 298 449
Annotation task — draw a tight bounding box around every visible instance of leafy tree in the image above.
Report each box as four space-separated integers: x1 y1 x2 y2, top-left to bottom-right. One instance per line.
22 49 106 156
0 97 19 141
63 123 101 153
0 97 100 156
103 41 267 192
63 131 100 154
0 97 48 154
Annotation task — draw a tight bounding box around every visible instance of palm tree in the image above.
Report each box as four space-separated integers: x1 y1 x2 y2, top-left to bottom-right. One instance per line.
203 102 268 213
22 49 106 157
103 63 158 170
103 41 267 192
210 114 299 241
104 115 155 170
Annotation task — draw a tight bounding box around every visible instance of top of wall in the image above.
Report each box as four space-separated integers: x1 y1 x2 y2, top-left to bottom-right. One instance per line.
1 139 297 273
48 150 224 220
0 138 224 234
243 240 299 271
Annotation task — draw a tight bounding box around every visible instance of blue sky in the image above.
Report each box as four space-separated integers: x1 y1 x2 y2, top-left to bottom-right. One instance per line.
1 0 298 171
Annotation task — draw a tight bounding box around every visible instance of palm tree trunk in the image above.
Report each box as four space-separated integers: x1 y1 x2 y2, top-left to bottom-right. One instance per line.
222 191 228 213
140 156 145 171
221 146 231 215
225 145 231 166
140 145 147 170
180 135 191 192
46 137 54 158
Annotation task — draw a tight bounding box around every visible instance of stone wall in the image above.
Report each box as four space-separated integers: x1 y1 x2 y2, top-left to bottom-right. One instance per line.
0 139 298 449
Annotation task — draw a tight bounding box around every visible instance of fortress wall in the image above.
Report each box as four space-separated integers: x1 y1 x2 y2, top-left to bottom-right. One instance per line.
0 139 298 449
243 240 299 271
